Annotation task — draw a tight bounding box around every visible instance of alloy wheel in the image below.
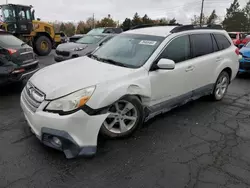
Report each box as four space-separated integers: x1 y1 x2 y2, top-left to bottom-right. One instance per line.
103 100 138 134
215 75 229 100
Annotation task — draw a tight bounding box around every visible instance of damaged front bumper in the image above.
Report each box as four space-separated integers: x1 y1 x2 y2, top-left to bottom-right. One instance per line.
20 91 109 159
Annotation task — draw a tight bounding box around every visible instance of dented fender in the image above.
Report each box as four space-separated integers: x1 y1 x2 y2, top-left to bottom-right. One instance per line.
86 68 151 109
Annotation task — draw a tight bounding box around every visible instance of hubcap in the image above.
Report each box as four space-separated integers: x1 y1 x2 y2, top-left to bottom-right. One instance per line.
215 76 228 99
41 41 48 51
103 100 138 134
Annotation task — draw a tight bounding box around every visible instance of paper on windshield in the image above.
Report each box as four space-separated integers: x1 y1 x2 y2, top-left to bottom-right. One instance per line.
139 40 157 46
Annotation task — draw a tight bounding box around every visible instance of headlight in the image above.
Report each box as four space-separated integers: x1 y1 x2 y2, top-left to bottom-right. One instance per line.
45 86 95 113
73 47 85 51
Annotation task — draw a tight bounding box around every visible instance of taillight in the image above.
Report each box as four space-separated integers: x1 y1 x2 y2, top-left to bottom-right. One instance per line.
235 48 239 55
12 68 25 74
7 49 17 54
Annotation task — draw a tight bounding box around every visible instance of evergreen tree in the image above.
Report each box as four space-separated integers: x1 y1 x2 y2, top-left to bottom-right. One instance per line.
207 10 218 24
142 14 152 24
59 23 66 32
132 12 142 26
223 0 248 31
121 18 132 31
243 0 250 31
169 18 177 24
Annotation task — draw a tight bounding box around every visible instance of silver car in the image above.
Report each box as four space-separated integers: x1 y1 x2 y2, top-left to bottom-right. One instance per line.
54 34 116 62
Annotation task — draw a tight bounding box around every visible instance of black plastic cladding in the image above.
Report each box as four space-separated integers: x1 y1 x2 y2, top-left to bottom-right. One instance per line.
170 24 223 33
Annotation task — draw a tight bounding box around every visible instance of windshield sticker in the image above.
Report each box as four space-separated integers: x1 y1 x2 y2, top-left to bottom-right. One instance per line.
139 40 157 45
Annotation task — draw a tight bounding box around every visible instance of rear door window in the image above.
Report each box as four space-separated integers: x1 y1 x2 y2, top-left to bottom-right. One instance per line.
213 34 231 50
190 34 213 58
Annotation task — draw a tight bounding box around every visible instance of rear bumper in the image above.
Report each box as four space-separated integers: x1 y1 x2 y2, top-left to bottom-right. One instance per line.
19 68 39 80
1 62 39 86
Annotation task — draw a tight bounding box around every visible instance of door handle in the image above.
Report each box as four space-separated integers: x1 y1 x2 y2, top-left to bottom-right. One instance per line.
185 65 194 72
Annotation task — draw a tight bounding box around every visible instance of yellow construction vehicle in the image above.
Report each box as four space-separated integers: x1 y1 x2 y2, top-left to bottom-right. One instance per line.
0 4 61 56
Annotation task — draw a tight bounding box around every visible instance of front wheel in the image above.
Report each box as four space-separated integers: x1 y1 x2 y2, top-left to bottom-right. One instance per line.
211 71 230 101
34 36 52 56
100 96 144 138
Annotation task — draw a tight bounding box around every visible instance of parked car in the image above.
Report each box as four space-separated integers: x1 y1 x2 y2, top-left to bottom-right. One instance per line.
54 34 115 62
87 27 123 35
0 30 39 86
20 25 238 159
239 35 250 47
239 42 250 73
69 34 85 43
53 32 68 49
228 32 246 46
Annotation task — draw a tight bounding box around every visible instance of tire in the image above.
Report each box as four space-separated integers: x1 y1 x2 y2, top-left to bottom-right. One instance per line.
211 71 230 101
34 36 52 56
100 95 144 138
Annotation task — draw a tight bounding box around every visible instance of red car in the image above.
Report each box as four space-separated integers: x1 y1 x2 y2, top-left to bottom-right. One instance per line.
228 32 246 46
241 35 250 45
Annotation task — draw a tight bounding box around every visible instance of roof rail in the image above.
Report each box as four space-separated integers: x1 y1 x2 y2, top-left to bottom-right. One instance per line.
130 23 182 30
170 24 223 33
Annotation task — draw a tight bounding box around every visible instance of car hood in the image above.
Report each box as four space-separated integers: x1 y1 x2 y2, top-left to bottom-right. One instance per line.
57 42 89 51
29 56 136 99
240 47 250 57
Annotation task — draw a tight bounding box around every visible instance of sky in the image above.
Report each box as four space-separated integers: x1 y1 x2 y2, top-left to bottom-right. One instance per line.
0 0 249 24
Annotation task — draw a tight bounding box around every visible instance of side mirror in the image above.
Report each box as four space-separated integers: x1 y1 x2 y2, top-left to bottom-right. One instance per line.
157 58 175 70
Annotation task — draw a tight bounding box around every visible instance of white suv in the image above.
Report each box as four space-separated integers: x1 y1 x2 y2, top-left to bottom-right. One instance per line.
20 25 239 158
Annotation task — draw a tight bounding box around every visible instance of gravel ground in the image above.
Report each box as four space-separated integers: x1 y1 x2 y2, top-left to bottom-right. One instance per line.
1 53 250 188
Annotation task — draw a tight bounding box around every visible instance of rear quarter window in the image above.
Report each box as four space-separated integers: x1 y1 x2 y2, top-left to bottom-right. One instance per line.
213 34 231 50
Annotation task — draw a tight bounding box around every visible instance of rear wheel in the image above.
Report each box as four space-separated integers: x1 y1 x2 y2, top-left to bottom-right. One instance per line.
100 96 144 138
34 36 52 56
211 71 230 101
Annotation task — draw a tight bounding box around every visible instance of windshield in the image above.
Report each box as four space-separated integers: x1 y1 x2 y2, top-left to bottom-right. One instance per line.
1 5 16 22
0 34 24 46
91 34 164 68
87 28 105 35
228 33 237 39
76 35 105 44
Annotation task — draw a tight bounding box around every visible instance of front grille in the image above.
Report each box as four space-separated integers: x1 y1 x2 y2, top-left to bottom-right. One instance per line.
18 50 35 64
22 82 45 112
56 50 70 57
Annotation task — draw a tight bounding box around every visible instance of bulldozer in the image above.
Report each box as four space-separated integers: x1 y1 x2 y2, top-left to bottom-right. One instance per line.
0 4 61 56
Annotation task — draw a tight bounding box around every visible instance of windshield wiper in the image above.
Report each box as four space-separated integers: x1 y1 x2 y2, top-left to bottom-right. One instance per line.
99 58 129 68
88 54 100 60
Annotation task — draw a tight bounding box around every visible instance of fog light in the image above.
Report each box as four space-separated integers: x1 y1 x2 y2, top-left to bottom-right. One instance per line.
52 136 62 147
